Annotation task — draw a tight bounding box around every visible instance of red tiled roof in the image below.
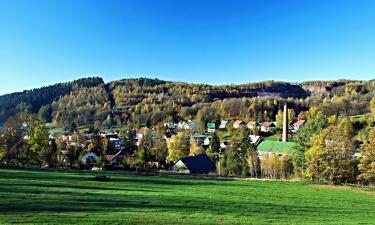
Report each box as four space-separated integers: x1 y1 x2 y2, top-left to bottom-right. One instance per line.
105 155 116 161
137 127 145 134
294 120 306 126
104 150 123 162
233 120 244 125
261 121 275 128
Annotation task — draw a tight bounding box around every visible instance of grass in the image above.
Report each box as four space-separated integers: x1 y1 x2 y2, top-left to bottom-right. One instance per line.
0 169 374 224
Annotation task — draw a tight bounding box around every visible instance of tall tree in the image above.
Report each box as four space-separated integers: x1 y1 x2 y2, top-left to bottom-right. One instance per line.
38 105 52 122
24 114 49 167
294 110 327 177
358 128 375 184
166 132 190 163
122 129 138 155
210 132 221 154
40 139 58 168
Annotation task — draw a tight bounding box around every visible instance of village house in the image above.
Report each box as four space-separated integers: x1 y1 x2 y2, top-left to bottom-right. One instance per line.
191 134 208 145
203 136 212 146
260 121 276 132
177 120 197 130
207 122 216 133
136 127 146 145
233 120 246 129
249 135 261 146
81 149 100 167
109 138 122 149
219 120 229 129
100 131 119 139
293 119 306 131
171 154 216 174
105 150 125 168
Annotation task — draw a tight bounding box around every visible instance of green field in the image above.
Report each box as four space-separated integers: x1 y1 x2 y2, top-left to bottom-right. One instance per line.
0 169 374 224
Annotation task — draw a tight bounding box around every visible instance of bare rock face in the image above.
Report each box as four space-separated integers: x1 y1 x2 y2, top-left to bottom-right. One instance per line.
302 85 329 95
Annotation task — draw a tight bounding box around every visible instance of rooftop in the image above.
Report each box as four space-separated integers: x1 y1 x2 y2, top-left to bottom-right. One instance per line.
257 140 299 154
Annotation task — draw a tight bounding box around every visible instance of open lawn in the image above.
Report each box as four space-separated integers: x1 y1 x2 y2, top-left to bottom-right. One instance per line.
0 169 374 224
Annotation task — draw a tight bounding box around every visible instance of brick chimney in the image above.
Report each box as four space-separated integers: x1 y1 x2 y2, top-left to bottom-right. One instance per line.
282 103 288 142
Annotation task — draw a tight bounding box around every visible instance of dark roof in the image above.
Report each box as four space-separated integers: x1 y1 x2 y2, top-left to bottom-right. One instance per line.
180 154 216 174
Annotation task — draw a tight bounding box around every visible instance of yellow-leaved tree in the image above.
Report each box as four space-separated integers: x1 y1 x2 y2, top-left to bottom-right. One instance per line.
358 128 375 184
166 132 190 163
305 125 355 184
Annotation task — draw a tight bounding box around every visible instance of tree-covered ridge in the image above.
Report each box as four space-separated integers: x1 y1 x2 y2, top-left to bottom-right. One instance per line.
2 77 375 129
51 86 111 127
110 79 309 107
0 77 104 124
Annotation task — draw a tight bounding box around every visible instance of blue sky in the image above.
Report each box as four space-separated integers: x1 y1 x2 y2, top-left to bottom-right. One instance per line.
1 0 375 95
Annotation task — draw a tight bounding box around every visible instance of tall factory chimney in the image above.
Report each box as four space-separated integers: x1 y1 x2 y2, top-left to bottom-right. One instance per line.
282 103 288 142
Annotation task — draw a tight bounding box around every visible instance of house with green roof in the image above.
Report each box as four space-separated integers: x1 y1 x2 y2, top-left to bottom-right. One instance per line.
207 123 216 133
257 140 299 156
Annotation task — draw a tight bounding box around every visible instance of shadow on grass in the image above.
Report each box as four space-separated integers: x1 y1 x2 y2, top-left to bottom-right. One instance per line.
0 168 373 224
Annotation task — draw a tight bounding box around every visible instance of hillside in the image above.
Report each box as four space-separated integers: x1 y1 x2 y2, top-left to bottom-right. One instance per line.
0 77 104 125
1 77 374 129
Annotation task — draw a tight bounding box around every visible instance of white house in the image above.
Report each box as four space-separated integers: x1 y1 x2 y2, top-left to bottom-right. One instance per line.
249 135 261 146
219 120 229 129
293 120 306 131
233 120 245 129
260 121 276 132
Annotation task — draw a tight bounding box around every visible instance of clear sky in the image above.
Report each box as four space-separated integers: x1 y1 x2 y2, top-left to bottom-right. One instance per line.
1 0 375 95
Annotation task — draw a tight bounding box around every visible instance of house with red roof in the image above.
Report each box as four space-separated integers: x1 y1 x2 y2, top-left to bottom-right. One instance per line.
105 150 125 168
293 119 306 131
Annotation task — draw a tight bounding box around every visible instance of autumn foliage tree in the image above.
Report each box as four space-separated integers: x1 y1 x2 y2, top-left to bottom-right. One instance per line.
358 128 375 184
305 125 355 184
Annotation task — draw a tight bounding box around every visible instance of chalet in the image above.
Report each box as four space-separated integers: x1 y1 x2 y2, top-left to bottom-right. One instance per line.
246 121 257 130
105 150 125 168
171 154 216 174
293 120 306 131
260 121 276 132
219 120 229 129
233 120 246 129
207 123 216 133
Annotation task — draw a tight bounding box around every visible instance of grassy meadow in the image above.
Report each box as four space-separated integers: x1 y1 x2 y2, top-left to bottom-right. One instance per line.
0 169 374 224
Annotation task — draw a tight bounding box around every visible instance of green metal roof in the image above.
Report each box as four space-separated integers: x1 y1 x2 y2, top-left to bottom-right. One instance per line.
257 140 299 154
207 123 216 129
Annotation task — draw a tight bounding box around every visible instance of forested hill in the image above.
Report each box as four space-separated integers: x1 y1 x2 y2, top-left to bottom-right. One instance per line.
0 77 104 124
1 77 374 128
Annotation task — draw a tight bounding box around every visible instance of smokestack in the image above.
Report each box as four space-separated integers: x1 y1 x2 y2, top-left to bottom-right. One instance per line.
282 103 288 142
